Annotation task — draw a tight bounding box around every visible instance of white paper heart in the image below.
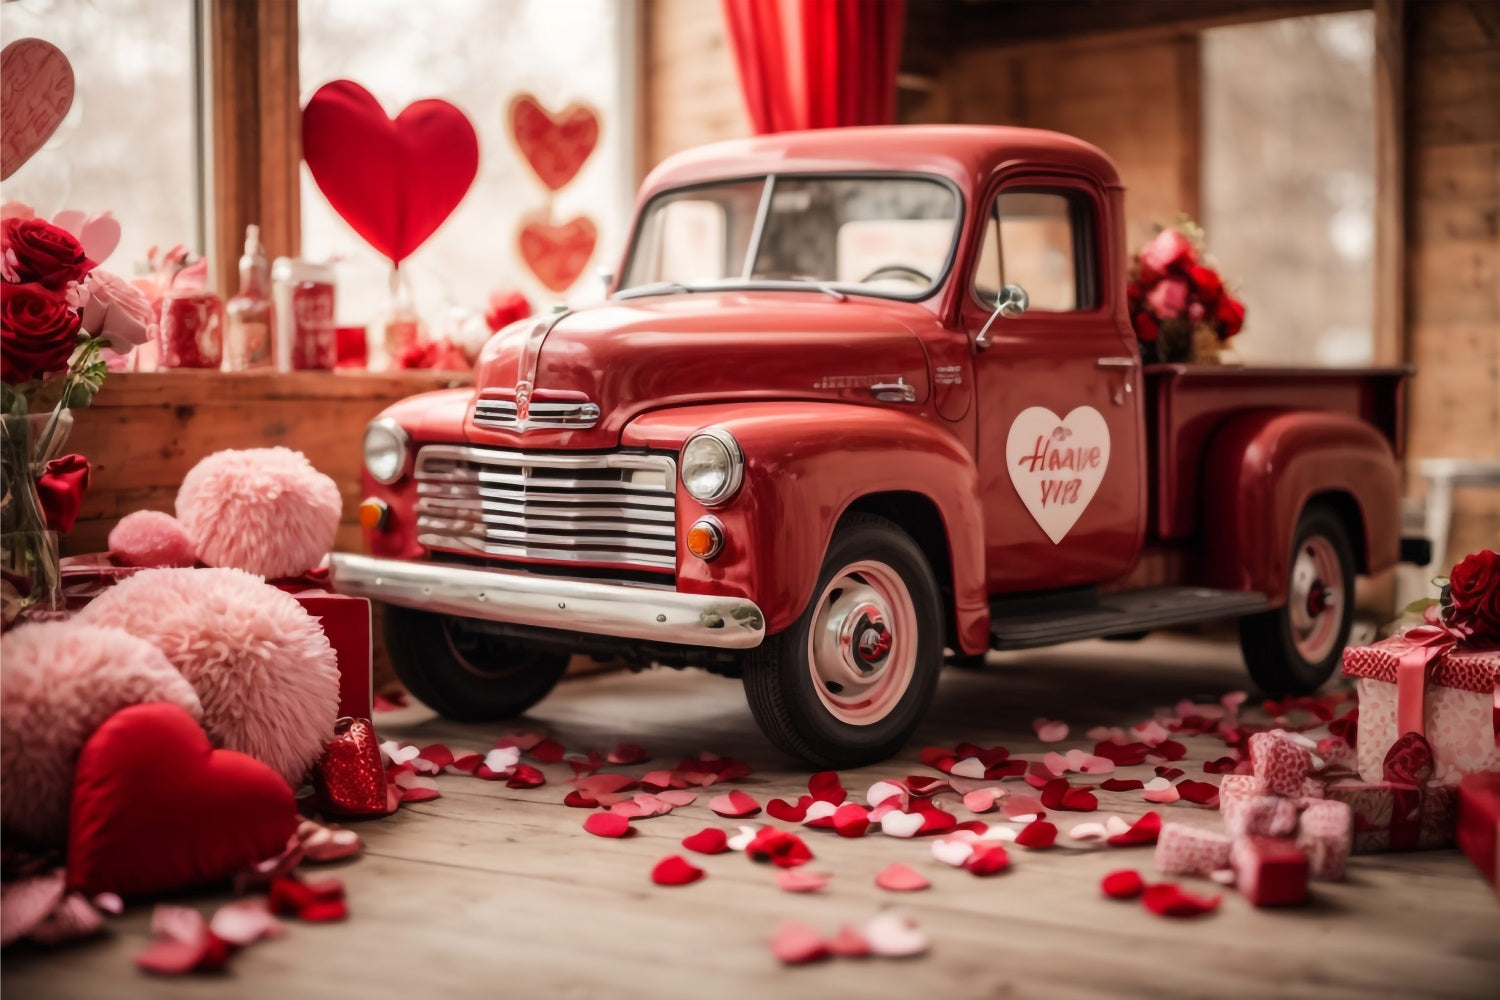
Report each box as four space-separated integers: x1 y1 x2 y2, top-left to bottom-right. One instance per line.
802 800 839 824
863 911 929 958
865 781 906 807
482 747 520 772
879 811 924 838
949 757 987 779
726 825 759 851
1005 405 1110 544
931 837 975 867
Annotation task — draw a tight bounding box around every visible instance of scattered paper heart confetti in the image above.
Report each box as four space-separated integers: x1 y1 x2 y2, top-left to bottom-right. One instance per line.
1209 868 1237 885
1100 778 1145 791
506 764 546 789
207 899 283 947
296 820 362 863
682 827 730 854
380 741 421 766
874 863 930 891
135 906 231 975
827 925 872 957
803 800 840 826
527 739 566 763
650 856 704 886
832 803 871 838
863 910 929 957
1203 756 1239 775
583 812 632 838
1176 780 1221 807
1105 811 1162 847
770 921 829 964
880 811 925 838
1041 779 1098 812
727 826 759 851
962 788 1000 813
1014 819 1058 849
1141 882 1221 918
963 843 1011 875
1154 766 1185 780
1141 778 1182 804
746 827 813 867
904 775 950 797
709 790 761 818
482 747 521 772
1001 795 1046 821
1150 739 1188 762
775 869 831 893
495 732 544 752
1101 869 1146 899
949 757 987 779
808 771 847 804
606 742 650 765
1068 821 1109 841
931 836 976 867
1033 718 1069 742
268 876 347 922
656 789 697 808
866 781 908 809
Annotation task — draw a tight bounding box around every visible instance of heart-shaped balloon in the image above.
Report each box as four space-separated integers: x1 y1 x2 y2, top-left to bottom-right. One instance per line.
518 214 597 293
52 210 121 265
509 94 599 192
301 80 478 265
66 703 298 898
1 39 75 181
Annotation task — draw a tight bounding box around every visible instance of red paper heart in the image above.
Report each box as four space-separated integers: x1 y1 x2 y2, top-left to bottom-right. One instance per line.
874 862 929 891
681 828 730 855
1141 882 1221 918
1 39 74 181
583 812 632 838
67 704 298 898
509 94 600 192
708 789 761 818
808 771 847 804
963 843 1011 875
767 795 813 822
1101 869 1146 899
518 215 598 293
301 80 478 265
832 803 870 838
1105 810 1162 847
650 855 704 886
1014 819 1058 849
770 921 829 965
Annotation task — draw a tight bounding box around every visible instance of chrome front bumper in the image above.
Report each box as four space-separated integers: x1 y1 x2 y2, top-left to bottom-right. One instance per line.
329 553 766 650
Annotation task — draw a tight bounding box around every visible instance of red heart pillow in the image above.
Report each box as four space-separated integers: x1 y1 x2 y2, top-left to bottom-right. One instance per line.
301 79 479 265
67 703 298 898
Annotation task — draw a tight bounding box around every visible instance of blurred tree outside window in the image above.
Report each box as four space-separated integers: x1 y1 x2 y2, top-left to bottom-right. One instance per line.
0 0 202 281
1201 11 1375 366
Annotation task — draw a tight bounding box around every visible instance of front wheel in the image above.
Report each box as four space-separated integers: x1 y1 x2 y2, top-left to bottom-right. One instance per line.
1238 504 1356 695
742 514 943 768
383 605 569 721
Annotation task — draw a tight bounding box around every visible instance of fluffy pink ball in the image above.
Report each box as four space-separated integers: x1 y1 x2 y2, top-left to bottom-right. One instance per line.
175 447 342 579
1 621 202 845
108 509 198 568
79 567 340 787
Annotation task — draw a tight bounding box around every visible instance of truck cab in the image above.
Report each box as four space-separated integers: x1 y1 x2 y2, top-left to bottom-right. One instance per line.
334 126 1411 767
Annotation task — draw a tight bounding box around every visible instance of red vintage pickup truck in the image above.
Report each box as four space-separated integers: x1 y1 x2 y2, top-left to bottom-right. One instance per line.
333 126 1418 767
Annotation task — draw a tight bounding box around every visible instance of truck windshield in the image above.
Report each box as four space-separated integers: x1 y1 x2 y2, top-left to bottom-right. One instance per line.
618 175 960 300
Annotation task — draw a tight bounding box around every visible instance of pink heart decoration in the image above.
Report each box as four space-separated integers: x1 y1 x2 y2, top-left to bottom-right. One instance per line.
509 94 600 192
873 862 929 891
52 210 121 265
301 80 478 265
1 39 74 181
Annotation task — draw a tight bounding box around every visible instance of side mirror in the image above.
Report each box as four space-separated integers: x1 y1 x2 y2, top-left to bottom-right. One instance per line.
975 283 1029 351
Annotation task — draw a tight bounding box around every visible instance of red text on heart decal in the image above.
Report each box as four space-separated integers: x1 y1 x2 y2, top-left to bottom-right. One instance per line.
67 703 298 898
509 94 600 192
301 80 478 265
1 39 75 181
518 214 598 293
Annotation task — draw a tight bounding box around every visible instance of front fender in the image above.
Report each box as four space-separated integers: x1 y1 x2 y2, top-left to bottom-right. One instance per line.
1201 410 1401 604
623 403 989 653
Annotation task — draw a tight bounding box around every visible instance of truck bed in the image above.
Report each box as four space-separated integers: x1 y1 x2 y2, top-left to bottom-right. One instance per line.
1145 364 1410 541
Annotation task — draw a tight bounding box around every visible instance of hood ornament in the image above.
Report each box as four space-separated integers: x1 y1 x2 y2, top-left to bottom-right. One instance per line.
473 383 599 432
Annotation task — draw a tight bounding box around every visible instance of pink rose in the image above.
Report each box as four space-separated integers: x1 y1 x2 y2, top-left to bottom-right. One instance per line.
1146 278 1189 320
0 201 35 222
1138 229 1196 276
81 269 155 352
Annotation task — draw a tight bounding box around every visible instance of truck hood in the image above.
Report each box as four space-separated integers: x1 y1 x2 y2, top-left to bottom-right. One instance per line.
467 291 935 448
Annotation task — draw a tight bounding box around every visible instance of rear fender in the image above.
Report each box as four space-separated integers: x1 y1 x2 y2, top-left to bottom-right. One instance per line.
1201 410 1400 604
624 403 990 653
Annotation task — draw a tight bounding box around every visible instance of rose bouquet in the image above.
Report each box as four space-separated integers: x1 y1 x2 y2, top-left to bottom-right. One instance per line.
1126 219 1246 364
1 209 154 620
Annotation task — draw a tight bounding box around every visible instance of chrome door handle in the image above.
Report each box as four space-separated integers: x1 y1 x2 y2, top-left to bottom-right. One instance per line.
870 379 916 403
1097 356 1137 369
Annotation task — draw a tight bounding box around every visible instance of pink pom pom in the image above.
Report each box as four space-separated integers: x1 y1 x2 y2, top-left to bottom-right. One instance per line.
108 510 198 568
79 567 340 788
175 447 341 579
1 621 202 845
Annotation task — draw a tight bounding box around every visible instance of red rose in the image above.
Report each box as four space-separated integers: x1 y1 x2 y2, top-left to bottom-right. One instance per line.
1447 549 1500 643
1214 295 1245 339
1188 265 1223 301
1138 228 1197 277
1133 312 1161 342
1 281 82 384
1 218 94 289
1381 731 1434 786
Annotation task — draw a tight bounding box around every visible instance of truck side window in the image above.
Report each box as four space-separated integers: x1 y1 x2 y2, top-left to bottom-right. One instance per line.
974 190 1094 312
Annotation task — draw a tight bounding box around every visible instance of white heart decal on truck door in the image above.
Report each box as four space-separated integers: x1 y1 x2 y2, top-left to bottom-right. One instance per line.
1005 406 1110 544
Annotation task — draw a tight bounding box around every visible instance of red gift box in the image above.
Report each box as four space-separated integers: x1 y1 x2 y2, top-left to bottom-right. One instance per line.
1323 733 1458 853
1456 772 1500 894
1249 730 1315 797
292 592 373 721
1231 835 1309 906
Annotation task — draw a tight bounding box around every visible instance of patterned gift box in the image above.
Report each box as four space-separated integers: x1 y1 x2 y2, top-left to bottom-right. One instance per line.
1456 772 1500 894
1223 791 1299 839
1297 799 1353 880
1154 822 1232 876
1323 732 1457 853
1230 835 1309 906
1249 730 1315 797
1343 631 1500 787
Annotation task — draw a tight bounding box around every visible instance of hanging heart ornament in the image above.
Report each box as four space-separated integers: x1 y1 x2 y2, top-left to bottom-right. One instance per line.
1 39 75 181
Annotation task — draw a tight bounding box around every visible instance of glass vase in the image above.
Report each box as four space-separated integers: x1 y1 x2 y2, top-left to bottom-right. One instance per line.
1 413 64 619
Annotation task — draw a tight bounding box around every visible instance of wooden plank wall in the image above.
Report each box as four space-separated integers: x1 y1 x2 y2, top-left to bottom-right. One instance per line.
640 0 748 175
1404 1 1500 564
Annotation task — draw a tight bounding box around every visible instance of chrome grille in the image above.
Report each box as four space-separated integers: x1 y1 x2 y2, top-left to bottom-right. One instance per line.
473 389 601 431
414 445 676 571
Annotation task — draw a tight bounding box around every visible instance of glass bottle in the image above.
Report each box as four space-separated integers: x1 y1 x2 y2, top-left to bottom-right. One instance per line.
224 225 274 371
378 267 421 370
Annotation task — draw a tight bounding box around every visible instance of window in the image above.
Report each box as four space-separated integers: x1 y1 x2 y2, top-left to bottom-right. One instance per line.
973 190 1090 312
0 0 203 277
621 175 960 299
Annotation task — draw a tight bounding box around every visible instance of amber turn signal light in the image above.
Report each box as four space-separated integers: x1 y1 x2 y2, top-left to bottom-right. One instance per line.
359 498 390 532
685 516 724 560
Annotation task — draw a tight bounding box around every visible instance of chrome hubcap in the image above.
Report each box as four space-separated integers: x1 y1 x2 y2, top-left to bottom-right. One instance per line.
808 561 917 725
1289 535 1342 663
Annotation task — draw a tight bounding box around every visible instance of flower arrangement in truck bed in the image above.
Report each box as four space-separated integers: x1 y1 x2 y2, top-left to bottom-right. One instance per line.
1127 219 1246 365
1 208 154 621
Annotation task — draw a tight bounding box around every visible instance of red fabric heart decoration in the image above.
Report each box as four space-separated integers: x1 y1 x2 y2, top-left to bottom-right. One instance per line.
1 39 74 181
67 704 298 898
518 215 598 293
301 80 478 265
509 94 599 191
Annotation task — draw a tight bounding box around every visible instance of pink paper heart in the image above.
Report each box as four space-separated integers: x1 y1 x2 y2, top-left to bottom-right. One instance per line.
874 862 930 891
863 910 929 957
52 210 121 265
770 920 828 964
1 39 74 181
962 788 999 813
1034 718 1070 742
774 869 830 893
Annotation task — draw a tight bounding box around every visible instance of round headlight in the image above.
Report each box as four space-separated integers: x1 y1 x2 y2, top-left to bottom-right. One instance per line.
363 418 410 485
681 429 743 505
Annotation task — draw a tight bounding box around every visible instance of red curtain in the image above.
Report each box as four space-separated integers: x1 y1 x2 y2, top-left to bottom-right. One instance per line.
722 0 907 134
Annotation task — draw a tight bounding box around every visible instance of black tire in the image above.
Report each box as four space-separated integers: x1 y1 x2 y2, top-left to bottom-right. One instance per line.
742 513 944 768
1238 504 1356 695
383 605 569 721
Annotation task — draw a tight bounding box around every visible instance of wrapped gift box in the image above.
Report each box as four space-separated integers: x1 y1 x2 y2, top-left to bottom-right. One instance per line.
1456 772 1500 894
1343 632 1500 786
1296 800 1352 880
1324 779 1457 853
293 592 373 721
1154 822 1231 876
1231 835 1308 906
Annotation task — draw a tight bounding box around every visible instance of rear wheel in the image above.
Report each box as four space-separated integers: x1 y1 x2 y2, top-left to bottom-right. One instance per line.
383 605 569 721
1238 504 1355 695
742 514 943 768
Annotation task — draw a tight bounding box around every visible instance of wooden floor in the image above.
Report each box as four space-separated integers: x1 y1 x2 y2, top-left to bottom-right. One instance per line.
4 634 1497 1000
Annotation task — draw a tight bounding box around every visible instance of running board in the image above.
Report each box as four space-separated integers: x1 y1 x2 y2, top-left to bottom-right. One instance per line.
989 586 1269 650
